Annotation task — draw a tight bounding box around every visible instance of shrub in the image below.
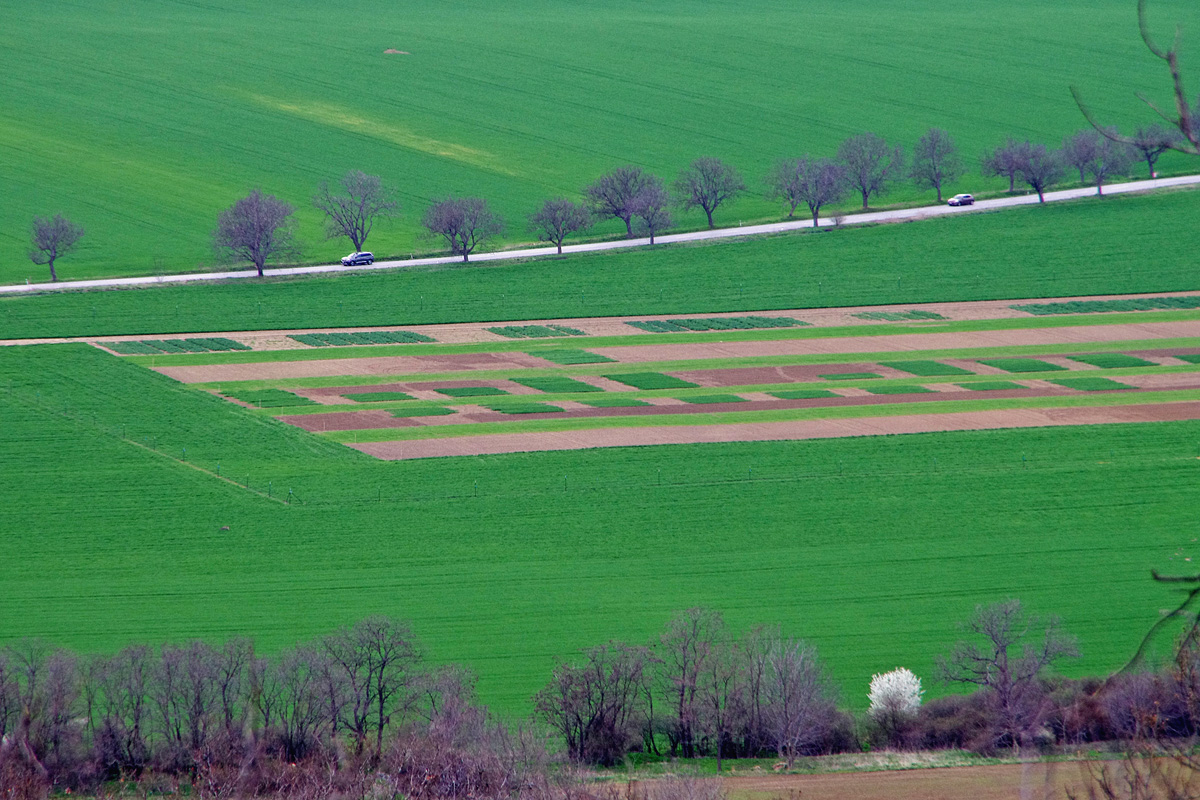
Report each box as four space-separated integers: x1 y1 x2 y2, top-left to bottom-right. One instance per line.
869 668 924 747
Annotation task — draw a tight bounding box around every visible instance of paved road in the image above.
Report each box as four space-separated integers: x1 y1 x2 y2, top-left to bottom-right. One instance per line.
4 173 1198 296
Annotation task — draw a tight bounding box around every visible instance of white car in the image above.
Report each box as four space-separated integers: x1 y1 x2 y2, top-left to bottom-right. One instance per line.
341 251 374 266
947 194 974 207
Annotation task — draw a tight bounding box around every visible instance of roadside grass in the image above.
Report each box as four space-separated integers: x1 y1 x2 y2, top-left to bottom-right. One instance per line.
6 191 1200 340
880 360 975 376
1066 353 1158 368
2 344 1195 715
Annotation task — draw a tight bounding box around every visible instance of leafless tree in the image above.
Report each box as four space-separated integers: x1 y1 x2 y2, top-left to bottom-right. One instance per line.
1062 130 1101 183
528 198 592 254
837 132 904 209
322 616 420 761
91 645 154 776
153 642 219 768
672 157 745 228
760 633 836 766
533 641 651 765
910 128 963 202
1084 130 1135 195
7 640 81 775
631 178 672 244
659 608 723 758
765 157 846 226
698 638 744 771
584 165 655 238
0 650 16 740
255 646 327 761
1015 144 1065 203
1072 0 1199 155
1129 123 1182 177
982 138 1029 193
213 189 298 277
421 197 503 262
313 170 399 252
936 599 1079 750
28 214 84 283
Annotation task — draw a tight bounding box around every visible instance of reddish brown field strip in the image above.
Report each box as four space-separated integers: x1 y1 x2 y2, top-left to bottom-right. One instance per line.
348 401 1200 460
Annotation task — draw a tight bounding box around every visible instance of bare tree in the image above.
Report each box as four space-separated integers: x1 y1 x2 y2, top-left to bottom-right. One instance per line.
421 197 503 263
584 165 654 238
528 198 592 254
1130 123 1182 177
1085 130 1135 195
910 128 963 202
28 214 84 283
1015 144 1065 202
1062 130 1101 183
659 608 723 758
631 178 672 244
1072 0 1199 155
982 138 1029 193
91 645 154 776
534 642 651 765
256 645 328 761
672 157 745 228
699 638 744 772
313 170 399 251
936 599 1078 750
837 132 904 209
760 633 836 766
765 157 846 226
213 189 298 277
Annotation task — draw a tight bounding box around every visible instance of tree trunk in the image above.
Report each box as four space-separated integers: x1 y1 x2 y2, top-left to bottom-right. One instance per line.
1008 174 1016 192
623 216 633 238
1097 182 1104 196
255 260 265 277
811 207 820 228
557 241 563 254
48 259 57 282
935 185 943 202
1036 188 1045 203
649 231 655 244
462 251 469 262
861 189 869 209
705 208 714 228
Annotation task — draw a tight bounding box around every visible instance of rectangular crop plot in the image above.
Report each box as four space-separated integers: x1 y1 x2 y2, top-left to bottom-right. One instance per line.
679 394 747 404
881 360 974 376
852 310 947 321
768 389 839 400
1013 296 1200 315
820 372 881 380
222 388 315 408
512 377 602 393
863 385 935 395
1066 353 1156 368
1048 377 1135 392
289 330 434 347
342 391 415 402
105 341 163 355
436 386 509 397
390 406 455 417
603 372 699 390
480 402 563 414
578 397 652 408
486 324 585 338
977 358 1067 373
530 349 615 365
959 381 1024 391
625 316 809 333
1171 353 1200 364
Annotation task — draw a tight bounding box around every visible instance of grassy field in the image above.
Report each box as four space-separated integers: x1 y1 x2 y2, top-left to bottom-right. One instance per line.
1 342 1197 714
1 0 1197 282
4 189 1200 340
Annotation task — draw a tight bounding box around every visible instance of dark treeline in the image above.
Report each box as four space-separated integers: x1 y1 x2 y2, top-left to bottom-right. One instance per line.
4 603 1200 799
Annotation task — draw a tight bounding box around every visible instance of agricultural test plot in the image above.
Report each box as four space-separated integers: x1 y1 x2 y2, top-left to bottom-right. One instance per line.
130 312 1200 461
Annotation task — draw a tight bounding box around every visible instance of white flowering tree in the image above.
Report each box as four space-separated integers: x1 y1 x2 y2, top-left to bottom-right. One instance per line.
868 667 923 745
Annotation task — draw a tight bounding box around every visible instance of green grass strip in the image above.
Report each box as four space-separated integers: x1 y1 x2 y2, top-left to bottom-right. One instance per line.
512 377 603 393
881 360 974 376
578 397 652 408
958 381 1025 391
602 372 699 390
389 406 456 417
679 394 747 404
977 358 1068 373
1173 353 1200 364
822 372 881 380
342 391 415 402
436 386 509 397
1048 377 1135 392
863 385 935 395
1066 353 1157 368
768 389 839 400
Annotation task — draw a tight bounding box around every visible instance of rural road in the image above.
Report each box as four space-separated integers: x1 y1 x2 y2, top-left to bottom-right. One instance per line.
4 173 1198 296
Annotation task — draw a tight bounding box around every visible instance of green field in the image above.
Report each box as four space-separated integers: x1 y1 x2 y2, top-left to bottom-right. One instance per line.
5 189 1199 340
1 0 1197 282
2 342 1197 714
